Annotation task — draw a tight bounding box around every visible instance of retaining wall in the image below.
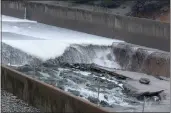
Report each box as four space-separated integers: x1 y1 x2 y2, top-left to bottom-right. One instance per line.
1 65 109 112
2 1 170 51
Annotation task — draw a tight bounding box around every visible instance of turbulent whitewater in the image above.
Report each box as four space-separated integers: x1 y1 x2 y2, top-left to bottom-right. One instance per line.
2 15 123 68
2 15 129 109
2 15 170 112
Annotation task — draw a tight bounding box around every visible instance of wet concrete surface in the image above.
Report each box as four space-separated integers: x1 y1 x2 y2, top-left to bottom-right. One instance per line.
115 70 170 93
109 70 170 112
11 64 170 112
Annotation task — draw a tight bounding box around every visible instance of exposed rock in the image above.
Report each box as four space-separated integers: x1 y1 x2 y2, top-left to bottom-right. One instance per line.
87 96 99 104
136 90 164 100
99 79 105 83
104 95 108 100
139 78 150 85
17 65 33 72
80 95 83 97
68 89 80 96
100 100 110 107
107 83 118 90
86 84 90 87
90 63 128 80
53 61 128 80
122 83 137 96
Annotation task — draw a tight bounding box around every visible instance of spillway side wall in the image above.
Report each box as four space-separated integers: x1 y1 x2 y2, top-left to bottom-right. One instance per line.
112 42 170 77
2 1 170 51
1 65 109 113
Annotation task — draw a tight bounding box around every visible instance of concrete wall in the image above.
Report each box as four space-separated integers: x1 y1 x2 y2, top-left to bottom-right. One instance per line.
2 1 170 51
112 42 170 77
1 65 109 112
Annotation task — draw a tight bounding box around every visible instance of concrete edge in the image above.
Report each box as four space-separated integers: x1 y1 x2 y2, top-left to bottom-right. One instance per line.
1 65 110 112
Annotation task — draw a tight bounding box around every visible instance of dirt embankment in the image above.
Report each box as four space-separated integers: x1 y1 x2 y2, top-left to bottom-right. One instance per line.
156 11 170 23
134 10 170 23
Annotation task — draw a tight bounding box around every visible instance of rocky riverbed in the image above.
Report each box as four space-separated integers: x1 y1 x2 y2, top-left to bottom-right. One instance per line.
1 90 40 112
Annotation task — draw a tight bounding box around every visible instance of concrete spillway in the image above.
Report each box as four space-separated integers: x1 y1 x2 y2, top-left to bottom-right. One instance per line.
1 3 170 112
2 41 170 112
2 1 170 51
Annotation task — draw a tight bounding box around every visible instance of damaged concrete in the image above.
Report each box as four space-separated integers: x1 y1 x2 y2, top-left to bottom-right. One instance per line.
1 65 109 113
112 42 170 77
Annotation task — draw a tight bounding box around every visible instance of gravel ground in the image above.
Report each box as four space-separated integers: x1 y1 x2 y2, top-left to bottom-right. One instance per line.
1 89 40 112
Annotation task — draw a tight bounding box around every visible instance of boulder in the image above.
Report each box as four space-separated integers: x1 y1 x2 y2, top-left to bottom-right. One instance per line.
17 65 32 72
87 96 99 104
86 84 90 87
100 100 110 107
80 95 83 97
139 78 150 85
104 95 108 100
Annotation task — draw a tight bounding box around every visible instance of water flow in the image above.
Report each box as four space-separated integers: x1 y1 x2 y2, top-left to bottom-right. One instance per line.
56 44 121 69
2 42 34 66
139 51 153 72
24 7 27 19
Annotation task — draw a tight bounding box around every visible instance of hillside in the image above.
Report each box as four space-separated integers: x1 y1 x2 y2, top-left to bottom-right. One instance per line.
58 0 170 23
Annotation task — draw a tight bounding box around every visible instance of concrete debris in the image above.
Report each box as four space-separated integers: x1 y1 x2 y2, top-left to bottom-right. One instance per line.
139 78 150 85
